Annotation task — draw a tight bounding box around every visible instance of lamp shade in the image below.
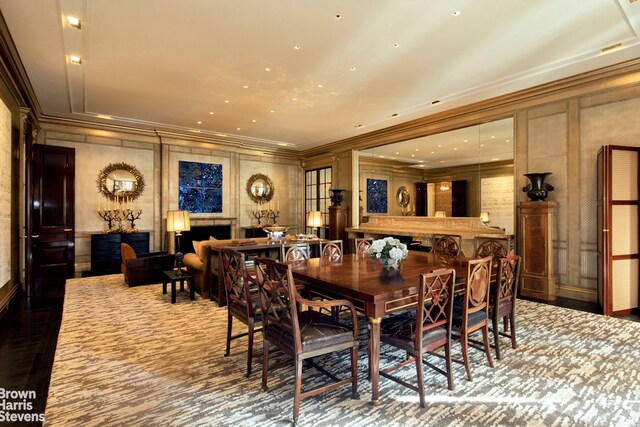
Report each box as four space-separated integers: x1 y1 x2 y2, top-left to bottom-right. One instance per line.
166 210 191 234
306 211 323 228
480 211 491 223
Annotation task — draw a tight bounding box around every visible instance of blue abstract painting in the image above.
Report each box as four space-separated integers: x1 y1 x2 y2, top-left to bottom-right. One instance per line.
178 161 223 213
367 178 387 213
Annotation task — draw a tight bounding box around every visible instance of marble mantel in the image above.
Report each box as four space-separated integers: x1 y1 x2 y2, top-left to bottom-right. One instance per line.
347 215 508 255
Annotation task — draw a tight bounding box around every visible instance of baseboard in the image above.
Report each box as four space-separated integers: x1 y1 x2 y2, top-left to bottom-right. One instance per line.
0 281 21 322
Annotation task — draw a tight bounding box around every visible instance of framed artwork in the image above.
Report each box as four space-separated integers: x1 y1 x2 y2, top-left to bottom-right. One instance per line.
367 178 387 213
178 161 223 213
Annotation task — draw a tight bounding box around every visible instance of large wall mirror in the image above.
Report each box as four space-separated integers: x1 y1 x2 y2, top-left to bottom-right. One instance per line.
97 162 145 201
358 117 514 233
246 173 275 204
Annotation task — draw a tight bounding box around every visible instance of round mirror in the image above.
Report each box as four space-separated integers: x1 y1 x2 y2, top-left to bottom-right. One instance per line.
246 173 274 203
97 162 145 201
396 186 410 207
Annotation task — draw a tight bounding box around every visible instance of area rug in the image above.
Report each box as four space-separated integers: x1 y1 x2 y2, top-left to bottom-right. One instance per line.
44 274 640 426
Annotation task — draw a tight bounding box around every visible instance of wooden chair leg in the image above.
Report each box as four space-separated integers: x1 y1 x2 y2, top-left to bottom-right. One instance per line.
503 315 509 333
492 314 502 360
293 357 303 423
350 345 359 399
461 333 473 381
445 341 454 390
225 311 232 357
482 325 495 368
416 351 425 408
262 338 269 391
510 312 517 349
246 321 254 377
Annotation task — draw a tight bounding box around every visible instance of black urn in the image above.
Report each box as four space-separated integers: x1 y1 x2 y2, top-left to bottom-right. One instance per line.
523 172 554 201
329 189 345 206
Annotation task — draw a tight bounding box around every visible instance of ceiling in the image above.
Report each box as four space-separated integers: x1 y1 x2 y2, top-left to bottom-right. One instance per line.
1 0 639 152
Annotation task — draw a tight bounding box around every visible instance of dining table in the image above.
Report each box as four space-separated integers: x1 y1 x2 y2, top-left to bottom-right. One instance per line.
289 250 470 404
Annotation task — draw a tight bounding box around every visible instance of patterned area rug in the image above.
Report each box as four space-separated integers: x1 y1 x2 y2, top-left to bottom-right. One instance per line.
44 274 640 426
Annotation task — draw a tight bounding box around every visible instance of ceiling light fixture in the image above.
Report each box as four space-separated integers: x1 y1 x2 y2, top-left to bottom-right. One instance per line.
224 100 230 103
209 112 214 115
431 100 440 105
452 11 461 16
265 67 271 72
390 113 398 117
393 43 400 48
294 45 301 50
440 182 450 191
350 66 356 71
252 119 256 123
237 127 241 131
243 85 249 89
317 84 323 88
601 43 624 54
355 124 364 128
335 14 342 19
69 55 82 65
269 110 275 113
196 121 202 125
67 16 81 29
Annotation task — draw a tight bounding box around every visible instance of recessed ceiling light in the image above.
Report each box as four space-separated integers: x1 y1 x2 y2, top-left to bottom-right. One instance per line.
506 139 510 142
237 127 241 131
355 124 364 128
393 43 400 48
294 45 301 50
317 84 324 88
209 112 214 115
96 114 112 120
480 144 484 147
431 151 435 154
390 113 398 118
415 148 419 151
419 160 424 163
438 145 442 148
452 11 461 16
431 100 440 105
292 97 298 101
601 43 624 54
411 154 415 157
67 16 81 29
243 85 249 89
335 14 342 19
491 136 495 139
378 155 385 158
265 67 271 72
395 152 399 155
270 110 275 113
453 148 457 150
224 100 230 103
252 119 257 123
69 55 82 65
350 66 356 71
196 121 202 125
463 139 468 142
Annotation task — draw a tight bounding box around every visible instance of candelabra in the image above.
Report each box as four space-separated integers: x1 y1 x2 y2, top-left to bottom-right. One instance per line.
251 207 279 226
97 206 142 233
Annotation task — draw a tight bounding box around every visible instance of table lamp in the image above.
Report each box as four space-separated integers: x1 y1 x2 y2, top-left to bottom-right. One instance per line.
167 210 191 272
480 211 491 223
306 210 323 237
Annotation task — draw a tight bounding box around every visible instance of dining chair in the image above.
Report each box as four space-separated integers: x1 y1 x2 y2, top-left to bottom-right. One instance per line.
253 257 359 423
320 240 343 259
379 268 456 407
473 236 511 259
490 255 521 360
220 247 262 377
452 255 494 381
432 234 462 258
281 243 310 261
354 238 373 256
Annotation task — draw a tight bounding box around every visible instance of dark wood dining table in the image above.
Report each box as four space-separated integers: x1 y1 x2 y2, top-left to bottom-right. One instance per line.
289 251 469 404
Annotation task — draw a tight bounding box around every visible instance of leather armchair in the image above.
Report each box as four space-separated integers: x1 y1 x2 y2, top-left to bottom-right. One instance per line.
120 243 175 287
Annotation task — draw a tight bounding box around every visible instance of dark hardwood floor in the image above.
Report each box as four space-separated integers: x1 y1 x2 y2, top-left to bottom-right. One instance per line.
0 278 65 426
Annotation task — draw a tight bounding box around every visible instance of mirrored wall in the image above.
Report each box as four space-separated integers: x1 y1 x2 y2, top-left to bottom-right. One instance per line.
358 117 515 234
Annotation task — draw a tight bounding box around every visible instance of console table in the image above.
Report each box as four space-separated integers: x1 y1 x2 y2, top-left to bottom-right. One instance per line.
91 232 150 275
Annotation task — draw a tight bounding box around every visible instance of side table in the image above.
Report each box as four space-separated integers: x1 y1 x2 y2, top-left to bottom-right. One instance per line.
162 270 195 303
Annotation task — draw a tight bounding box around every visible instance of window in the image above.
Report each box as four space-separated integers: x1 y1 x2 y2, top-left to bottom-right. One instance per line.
304 167 331 238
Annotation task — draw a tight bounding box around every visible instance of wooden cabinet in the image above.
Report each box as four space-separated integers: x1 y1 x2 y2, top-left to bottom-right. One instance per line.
519 201 557 302
329 206 349 249
91 232 149 275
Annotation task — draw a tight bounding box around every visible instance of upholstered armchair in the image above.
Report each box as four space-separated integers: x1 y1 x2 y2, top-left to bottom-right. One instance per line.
120 243 174 287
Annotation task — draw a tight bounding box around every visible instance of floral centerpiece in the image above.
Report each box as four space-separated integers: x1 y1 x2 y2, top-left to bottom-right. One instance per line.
369 237 409 270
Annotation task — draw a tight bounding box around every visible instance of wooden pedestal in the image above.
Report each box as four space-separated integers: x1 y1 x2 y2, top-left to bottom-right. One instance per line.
329 206 349 248
519 201 557 302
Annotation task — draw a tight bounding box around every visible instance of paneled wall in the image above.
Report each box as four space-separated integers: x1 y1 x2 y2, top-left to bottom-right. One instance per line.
40 124 302 274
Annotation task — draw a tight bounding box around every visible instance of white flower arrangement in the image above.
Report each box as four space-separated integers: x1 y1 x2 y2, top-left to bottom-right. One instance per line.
369 237 409 270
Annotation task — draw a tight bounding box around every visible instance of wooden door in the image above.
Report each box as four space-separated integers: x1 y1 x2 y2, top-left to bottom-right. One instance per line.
415 182 428 216
30 145 75 292
598 145 640 316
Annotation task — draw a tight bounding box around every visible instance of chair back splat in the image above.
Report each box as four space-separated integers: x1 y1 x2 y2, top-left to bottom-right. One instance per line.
281 243 310 262
379 268 456 407
253 257 359 423
220 247 262 377
432 234 462 258
320 240 343 260
354 238 373 256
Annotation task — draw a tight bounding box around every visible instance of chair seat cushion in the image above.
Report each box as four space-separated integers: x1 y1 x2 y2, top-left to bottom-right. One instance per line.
380 312 447 351
229 291 262 323
266 310 353 353
452 299 486 328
